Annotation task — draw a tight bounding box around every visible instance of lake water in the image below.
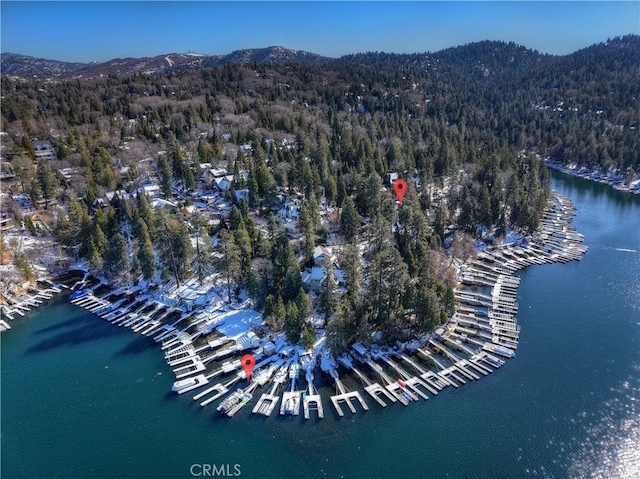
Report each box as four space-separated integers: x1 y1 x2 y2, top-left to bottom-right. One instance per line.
2 171 639 479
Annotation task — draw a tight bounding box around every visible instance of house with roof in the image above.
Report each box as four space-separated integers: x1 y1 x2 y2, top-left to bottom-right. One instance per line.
313 245 337 267
301 267 327 293
0 162 15 180
234 189 249 203
384 172 399 186
201 167 229 184
58 168 77 186
12 194 34 211
180 204 197 216
214 175 233 192
105 190 130 202
301 265 345 293
91 198 108 213
132 183 161 198
322 207 341 234
33 140 57 161
151 198 178 211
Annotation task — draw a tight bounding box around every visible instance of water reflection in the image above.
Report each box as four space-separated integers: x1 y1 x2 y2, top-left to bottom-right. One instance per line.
566 366 640 479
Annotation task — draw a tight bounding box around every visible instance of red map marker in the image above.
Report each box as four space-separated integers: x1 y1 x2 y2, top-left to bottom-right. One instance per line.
241 354 256 380
393 179 407 204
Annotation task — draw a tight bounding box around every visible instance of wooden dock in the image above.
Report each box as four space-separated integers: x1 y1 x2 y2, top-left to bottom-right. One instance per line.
253 365 288 416
198 376 241 407
330 377 368 417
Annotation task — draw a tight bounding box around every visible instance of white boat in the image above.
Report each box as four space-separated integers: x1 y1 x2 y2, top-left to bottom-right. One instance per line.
283 395 297 415
171 374 208 394
217 389 244 415
482 343 515 358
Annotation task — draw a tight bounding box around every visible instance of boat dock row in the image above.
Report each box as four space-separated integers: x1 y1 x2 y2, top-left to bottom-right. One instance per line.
452 191 587 358
63 192 585 420
70 276 515 419
1 285 63 323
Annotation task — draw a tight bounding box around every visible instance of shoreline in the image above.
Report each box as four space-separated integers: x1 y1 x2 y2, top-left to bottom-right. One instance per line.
0 281 65 329
61 190 588 420
451 192 588 358
545 159 640 195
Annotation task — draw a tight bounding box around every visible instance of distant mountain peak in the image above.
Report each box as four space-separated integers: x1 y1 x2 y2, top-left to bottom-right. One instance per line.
2 35 638 78
0 46 330 77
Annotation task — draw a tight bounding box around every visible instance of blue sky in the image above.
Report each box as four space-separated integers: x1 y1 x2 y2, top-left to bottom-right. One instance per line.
1 1 638 62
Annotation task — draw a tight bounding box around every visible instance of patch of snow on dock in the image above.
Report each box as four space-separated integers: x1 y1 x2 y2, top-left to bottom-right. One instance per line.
503 229 527 246
474 239 489 251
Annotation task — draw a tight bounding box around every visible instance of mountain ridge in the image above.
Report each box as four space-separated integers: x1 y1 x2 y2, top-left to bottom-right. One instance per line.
0 46 332 77
1 35 637 78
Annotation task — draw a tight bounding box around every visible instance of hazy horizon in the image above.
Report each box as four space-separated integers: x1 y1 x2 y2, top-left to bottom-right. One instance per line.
1 1 638 63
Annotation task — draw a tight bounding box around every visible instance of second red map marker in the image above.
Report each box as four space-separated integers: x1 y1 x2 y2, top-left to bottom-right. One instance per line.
240 354 255 380
393 179 407 204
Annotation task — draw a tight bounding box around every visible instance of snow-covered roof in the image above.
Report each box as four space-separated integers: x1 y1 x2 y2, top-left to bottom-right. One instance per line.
309 267 326 281
352 343 367 356
105 190 129 202
151 198 177 209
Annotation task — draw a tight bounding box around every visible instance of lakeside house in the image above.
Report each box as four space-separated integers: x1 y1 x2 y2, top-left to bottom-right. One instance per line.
0 162 15 180
384 172 399 186
105 190 130 202
214 176 234 192
12 194 35 212
132 183 161 198
301 264 346 293
301 267 327 293
33 140 57 161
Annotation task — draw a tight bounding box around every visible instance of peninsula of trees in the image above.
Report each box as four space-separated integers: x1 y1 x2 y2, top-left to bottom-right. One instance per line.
0 36 637 350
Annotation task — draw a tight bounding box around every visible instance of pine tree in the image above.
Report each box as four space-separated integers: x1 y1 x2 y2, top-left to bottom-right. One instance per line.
366 245 409 338
340 196 359 243
340 243 361 301
157 154 172 198
190 212 212 283
86 238 102 271
91 224 107 255
319 257 338 319
284 300 300 343
301 324 315 350
138 222 156 281
157 211 193 284
215 229 241 303
12 156 33 193
105 232 129 274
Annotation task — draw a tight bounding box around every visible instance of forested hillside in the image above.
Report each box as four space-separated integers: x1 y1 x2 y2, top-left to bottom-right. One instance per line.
1 36 637 347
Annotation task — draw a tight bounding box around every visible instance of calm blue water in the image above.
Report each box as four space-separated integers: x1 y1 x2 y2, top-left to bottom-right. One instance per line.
2 171 639 479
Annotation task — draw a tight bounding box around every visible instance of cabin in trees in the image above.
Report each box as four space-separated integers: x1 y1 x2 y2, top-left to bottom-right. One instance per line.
313 245 336 267
200 166 227 184
301 265 346 293
301 267 327 293
132 183 161 198
322 207 341 234
33 140 57 161
214 175 233 192
384 172 399 186
0 162 15 180
12 194 35 212
180 204 197 216
234 189 249 203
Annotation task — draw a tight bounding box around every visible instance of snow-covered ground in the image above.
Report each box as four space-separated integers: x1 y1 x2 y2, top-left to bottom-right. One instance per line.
502 228 527 247
216 309 264 336
0 226 71 288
